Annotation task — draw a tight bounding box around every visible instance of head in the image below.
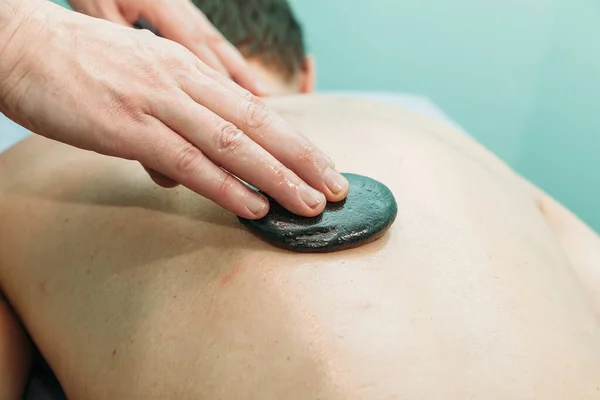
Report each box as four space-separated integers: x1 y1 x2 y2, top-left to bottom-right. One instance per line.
191 0 315 96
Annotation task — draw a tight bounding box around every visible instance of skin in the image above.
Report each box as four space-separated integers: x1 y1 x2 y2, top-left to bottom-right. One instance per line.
246 57 317 97
68 0 268 88
142 56 317 188
1 95 600 399
0 0 349 220
0 293 31 400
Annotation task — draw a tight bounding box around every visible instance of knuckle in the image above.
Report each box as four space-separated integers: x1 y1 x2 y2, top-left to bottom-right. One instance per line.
137 63 172 91
270 164 289 186
162 54 183 73
157 42 195 74
174 143 205 177
138 27 157 40
241 89 255 104
110 92 148 125
205 30 224 47
156 47 199 88
242 94 271 134
110 116 154 160
297 142 319 164
217 173 238 199
215 122 245 153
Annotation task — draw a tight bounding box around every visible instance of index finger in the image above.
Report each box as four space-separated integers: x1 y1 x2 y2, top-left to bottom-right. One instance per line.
182 65 350 204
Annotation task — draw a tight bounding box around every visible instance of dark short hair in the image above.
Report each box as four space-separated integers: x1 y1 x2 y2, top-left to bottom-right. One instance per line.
191 0 306 81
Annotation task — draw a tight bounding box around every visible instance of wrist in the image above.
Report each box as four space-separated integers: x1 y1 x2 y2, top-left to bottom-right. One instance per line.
0 0 38 52
0 0 48 112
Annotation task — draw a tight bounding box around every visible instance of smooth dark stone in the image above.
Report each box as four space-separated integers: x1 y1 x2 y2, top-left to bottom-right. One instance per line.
238 173 398 253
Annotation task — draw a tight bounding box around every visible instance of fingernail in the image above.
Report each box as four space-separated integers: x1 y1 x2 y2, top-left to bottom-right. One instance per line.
324 168 349 195
300 184 325 209
246 192 268 216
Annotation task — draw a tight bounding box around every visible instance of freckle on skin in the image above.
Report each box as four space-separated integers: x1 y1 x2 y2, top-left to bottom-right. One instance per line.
39 281 46 294
112 349 117 356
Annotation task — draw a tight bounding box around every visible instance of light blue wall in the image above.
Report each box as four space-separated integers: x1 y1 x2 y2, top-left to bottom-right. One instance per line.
288 0 600 232
51 0 600 231
519 1 600 233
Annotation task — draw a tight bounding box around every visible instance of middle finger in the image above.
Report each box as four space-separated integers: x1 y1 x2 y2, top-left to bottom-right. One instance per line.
183 65 350 203
151 91 327 217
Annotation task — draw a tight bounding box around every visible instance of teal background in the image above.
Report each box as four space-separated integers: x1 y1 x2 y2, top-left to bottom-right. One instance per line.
54 0 600 232
54 0 70 8
288 0 600 232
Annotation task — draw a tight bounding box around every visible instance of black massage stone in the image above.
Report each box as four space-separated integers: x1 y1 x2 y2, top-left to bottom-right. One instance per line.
239 173 398 253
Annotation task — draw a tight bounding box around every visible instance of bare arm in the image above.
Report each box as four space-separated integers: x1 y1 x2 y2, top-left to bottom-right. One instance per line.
0 291 32 400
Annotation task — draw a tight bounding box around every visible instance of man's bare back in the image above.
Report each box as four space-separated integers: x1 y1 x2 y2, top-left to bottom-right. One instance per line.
1 96 600 399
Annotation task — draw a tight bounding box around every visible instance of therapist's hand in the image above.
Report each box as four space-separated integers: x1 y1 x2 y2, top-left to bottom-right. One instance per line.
68 0 264 95
0 0 349 219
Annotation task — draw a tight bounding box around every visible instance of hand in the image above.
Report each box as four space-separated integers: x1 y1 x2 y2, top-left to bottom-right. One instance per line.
67 0 264 95
0 0 349 219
